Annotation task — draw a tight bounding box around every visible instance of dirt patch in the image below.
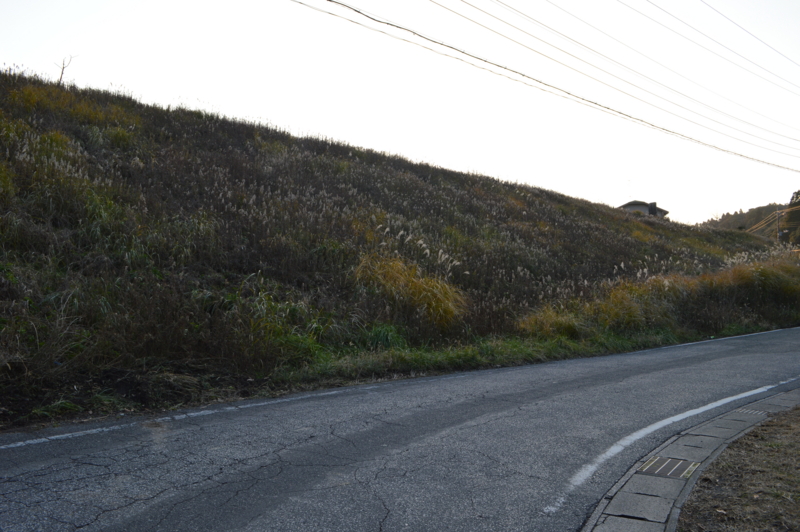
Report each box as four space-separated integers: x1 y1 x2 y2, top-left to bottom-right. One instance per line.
678 406 800 532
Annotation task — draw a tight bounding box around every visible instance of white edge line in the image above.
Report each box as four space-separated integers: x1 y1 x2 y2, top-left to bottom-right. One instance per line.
2 332 797 452
649 326 797 352
0 390 346 451
0 424 135 450
1 374 461 451
543 374 800 515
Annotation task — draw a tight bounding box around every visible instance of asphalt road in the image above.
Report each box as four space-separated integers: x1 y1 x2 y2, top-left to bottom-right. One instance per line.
1 328 799 532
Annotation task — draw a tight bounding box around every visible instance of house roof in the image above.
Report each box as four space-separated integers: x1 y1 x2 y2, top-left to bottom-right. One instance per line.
618 200 669 215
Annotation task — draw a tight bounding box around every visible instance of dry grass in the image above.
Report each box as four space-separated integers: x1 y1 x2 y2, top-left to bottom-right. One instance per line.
0 67 798 426
678 406 800 532
519 259 800 339
355 253 467 329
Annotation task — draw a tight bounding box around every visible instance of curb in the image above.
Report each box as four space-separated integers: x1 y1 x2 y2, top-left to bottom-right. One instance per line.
581 387 800 532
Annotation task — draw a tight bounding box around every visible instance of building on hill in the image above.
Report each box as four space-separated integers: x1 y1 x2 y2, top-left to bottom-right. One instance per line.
619 200 669 218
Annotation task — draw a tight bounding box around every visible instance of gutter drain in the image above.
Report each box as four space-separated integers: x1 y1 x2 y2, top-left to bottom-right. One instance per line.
638 456 700 479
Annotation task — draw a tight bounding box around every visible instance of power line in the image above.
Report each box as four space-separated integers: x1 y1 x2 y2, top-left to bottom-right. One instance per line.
289 1 631 114
616 0 800 98
473 0 800 150
291 0 800 173
434 0 800 158
492 0 800 145
544 0 800 135
699 0 800 70
645 0 800 90
747 205 800 234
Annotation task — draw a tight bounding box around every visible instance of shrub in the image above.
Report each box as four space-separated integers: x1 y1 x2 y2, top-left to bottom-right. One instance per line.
0 161 15 203
363 323 407 350
355 253 467 329
517 305 590 340
518 259 800 340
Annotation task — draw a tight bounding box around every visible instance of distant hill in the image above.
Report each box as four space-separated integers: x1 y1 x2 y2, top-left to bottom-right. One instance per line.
704 204 787 235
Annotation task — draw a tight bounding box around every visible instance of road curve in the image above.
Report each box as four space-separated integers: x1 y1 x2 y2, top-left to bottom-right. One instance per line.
1 328 799 531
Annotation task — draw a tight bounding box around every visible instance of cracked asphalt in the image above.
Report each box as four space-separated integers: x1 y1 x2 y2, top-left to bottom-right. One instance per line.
1 328 799 531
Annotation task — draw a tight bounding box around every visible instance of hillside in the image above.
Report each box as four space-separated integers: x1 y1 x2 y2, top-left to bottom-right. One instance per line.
1 70 798 426
704 203 787 235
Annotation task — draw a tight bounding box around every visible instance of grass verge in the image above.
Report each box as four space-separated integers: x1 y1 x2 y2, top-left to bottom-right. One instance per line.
678 406 800 532
3 258 799 430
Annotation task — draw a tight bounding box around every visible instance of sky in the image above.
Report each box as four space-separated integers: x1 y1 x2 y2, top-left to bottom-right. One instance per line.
2 0 799 224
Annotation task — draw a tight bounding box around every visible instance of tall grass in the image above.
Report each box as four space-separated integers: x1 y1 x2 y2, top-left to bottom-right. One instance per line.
355 253 467 329
519 258 800 340
0 67 796 425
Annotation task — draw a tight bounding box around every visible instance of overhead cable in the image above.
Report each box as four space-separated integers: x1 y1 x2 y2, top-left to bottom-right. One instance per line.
291 0 799 173
616 0 800 98
456 0 800 153
289 0 628 112
434 0 800 158
645 0 800 89
490 0 800 145
699 0 800 70
545 0 800 135
747 205 800 233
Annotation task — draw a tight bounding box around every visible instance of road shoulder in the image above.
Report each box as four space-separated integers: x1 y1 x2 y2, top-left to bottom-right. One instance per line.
581 388 800 532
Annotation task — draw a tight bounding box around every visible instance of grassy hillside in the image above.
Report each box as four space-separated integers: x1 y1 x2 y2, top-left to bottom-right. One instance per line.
705 204 787 236
1 69 798 426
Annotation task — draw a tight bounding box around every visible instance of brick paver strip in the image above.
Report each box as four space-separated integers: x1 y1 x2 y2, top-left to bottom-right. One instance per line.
760 395 797 405
621 474 684 499
671 434 724 449
725 412 768 422
583 389 800 532
749 402 792 412
604 491 672 523
660 442 716 462
685 425 740 438
594 515 666 532
709 418 756 429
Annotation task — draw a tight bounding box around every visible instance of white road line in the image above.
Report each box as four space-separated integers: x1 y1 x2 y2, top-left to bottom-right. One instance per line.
0 372 471 451
0 424 135 450
0 389 348 451
2 331 797 454
543 374 800 515
651 326 796 351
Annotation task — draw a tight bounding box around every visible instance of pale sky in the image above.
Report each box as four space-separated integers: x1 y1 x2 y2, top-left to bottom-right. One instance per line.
2 0 799 224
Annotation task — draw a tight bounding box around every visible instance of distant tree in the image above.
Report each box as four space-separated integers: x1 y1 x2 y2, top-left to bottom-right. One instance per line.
706 203 787 234
787 190 800 245
54 56 74 86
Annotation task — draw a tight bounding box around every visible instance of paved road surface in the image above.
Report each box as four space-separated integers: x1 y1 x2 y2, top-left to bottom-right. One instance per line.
1 328 798 531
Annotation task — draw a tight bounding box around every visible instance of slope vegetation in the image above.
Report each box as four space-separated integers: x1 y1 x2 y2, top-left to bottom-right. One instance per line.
705 204 787 233
1 70 797 425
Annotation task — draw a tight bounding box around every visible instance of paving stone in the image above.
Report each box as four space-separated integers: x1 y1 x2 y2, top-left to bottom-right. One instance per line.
779 390 800 401
604 492 672 523
659 442 715 462
594 515 665 532
685 425 740 438
724 412 768 423
709 418 754 430
672 435 724 449
761 398 797 407
621 473 684 499
589 394 800 531
748 402 792 412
